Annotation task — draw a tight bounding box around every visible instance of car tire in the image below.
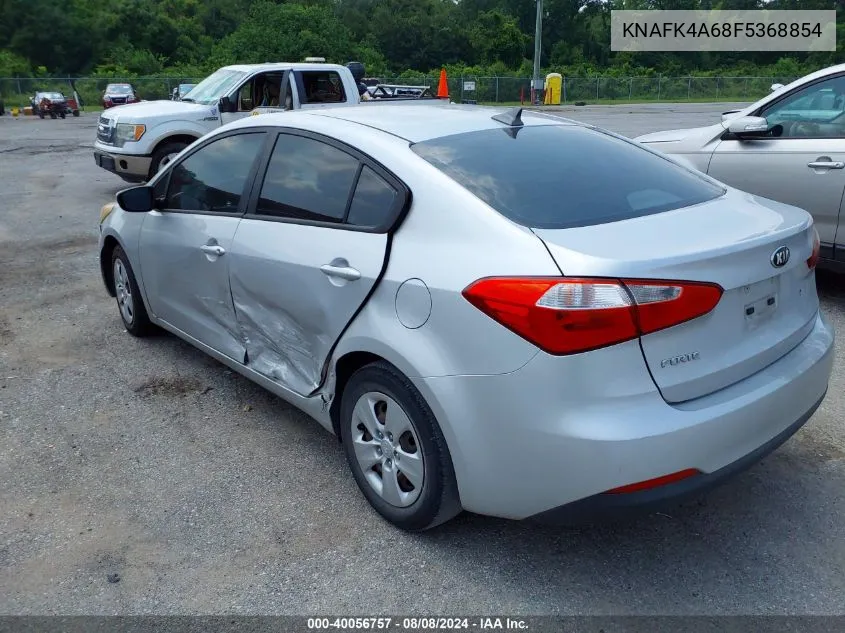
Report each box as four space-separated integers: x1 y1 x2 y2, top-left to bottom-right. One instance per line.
111 246 154 337
340 361 462 531
149 141 188 179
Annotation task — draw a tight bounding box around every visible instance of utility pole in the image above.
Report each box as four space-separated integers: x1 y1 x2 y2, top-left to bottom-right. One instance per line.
531 0 544 105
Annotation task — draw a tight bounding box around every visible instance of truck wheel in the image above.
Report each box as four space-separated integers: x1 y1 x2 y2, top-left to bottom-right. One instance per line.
38 111 44 119
60 112 66 119
73 110 80 117
149 141 189 178
50 112 57 119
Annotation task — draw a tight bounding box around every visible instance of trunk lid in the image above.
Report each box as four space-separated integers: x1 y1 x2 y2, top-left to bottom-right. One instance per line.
533 189 819 403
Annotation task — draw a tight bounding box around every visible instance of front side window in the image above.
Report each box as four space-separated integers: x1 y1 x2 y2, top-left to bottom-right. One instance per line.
165 133 265 213
761 75 845 138
411 125 725 230
236 80 255 111
256 134 359 222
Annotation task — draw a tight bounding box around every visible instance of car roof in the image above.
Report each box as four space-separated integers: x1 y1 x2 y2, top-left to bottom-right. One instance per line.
747 63 845 112
220 62 349 74
232 104 577 143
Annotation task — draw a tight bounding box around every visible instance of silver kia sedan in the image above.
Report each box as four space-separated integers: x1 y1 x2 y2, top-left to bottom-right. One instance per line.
635 63 845 272
98 105 834 530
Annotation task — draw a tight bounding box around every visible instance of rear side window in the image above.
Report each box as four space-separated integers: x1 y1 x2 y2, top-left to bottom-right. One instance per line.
346 166 398 228
411 125 725 229
257 134 359 222
296 71 347 104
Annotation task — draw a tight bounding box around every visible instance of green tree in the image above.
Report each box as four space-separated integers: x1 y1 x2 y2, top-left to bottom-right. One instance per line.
213 1 356 64
468 10 529 67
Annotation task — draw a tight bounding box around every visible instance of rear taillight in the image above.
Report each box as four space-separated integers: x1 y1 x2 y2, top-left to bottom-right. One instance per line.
462 277 723 355
807 227 820 270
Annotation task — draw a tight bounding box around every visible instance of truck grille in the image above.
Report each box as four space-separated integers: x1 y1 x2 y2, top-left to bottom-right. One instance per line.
97 117 114 145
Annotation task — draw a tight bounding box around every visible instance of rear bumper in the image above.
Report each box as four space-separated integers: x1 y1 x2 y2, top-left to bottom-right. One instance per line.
413 311 835 520
93 145 151 181
529 389 825 524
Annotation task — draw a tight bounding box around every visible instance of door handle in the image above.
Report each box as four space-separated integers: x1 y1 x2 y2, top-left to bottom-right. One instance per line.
808 160 845 169
320 264 361 281
200 244 226 256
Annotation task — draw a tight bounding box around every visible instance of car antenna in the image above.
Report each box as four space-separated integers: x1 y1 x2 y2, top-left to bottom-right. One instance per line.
491 107 524 127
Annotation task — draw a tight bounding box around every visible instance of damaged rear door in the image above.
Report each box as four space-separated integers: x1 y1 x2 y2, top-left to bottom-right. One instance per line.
228 129 408 396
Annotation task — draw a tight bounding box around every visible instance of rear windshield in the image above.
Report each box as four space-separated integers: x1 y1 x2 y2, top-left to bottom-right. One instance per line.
410 125 725 229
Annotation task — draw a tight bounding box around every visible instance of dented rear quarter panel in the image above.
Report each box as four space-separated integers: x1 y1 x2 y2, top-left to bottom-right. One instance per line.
328 150 559 380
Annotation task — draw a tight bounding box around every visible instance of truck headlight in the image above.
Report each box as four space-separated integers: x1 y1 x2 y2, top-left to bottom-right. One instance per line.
115 123 145 145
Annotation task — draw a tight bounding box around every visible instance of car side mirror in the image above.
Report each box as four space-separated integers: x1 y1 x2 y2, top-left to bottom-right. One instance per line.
728 115 772 138
219 96 236 113
116 185 155 212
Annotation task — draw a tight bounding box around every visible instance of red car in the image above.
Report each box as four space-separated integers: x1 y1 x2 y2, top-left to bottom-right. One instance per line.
102 83 139 109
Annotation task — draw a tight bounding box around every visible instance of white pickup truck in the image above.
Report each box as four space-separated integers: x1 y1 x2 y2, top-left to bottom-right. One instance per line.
93 61 443 182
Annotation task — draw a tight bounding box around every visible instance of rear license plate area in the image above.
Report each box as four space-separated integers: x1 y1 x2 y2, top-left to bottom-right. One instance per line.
743 276 780 328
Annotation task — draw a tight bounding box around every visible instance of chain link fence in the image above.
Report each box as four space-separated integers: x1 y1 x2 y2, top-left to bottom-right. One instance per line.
388 75 800 104
0 75 800 108
0 77 204 108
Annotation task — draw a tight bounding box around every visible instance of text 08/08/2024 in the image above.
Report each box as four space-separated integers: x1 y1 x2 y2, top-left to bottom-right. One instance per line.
306 617 530 631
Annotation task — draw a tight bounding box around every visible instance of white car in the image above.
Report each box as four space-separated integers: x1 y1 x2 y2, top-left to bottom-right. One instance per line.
636 64 845 272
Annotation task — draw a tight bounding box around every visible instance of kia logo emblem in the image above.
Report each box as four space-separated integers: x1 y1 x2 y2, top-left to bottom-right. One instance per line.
771 246 790 268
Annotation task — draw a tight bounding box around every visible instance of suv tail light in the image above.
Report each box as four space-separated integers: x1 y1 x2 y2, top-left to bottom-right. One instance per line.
807 227 820 270
462 277 723 355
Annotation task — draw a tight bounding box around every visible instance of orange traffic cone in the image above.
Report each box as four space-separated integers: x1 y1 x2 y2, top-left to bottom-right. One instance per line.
437 68 449 99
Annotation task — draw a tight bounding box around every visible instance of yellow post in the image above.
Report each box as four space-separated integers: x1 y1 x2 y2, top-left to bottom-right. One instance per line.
11 107 19 117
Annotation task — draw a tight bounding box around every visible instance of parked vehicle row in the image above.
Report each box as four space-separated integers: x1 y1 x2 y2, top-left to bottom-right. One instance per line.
97 103 834 530
30 91 80 118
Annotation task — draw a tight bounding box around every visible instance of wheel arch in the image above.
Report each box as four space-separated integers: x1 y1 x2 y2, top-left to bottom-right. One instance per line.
329 350 384 439
150 133 199 158
327 337 470 500
99 234 122 296
100 232 154 318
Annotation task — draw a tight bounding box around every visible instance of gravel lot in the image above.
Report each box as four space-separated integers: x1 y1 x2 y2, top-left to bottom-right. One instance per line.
1 102 844 616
